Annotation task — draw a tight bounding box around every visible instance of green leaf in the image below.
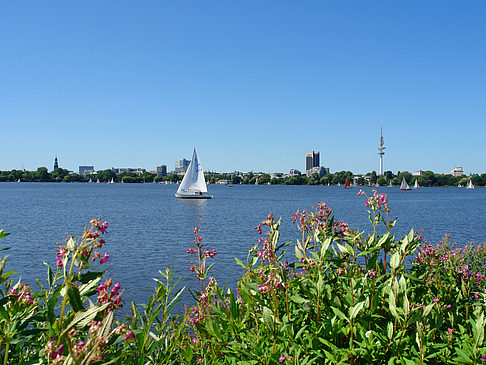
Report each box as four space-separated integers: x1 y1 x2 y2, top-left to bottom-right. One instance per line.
389 251 400 270
320 237 332 257
387 321 394 340
388 291 399 320
290 295 307 304
262 306 275 333
235 257 247 269
67 285 84 312
295 245 304 261
349 301 365 320
66 236 76 252
331 306 350 324
423 302 435 317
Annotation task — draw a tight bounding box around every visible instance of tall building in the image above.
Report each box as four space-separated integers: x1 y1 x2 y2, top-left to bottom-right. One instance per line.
451 167 464 177
377 123 386 176
54 156 59 170
175 158 190 174
305 151 320 172
79 166 95 176
156 165 167 177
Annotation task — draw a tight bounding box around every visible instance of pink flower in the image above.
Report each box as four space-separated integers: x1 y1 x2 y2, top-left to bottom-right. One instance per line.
279 354 286 363
125 331 135 341
98 221 108 234
100 252 110 264
447 328 453 335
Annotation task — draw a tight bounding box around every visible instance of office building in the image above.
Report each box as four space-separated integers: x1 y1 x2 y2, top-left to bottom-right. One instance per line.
305 151 320 172
156 165 167 177
175 158 190 174
79 166 95 176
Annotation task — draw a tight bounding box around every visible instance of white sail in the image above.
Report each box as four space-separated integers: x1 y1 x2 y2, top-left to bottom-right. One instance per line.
413 180 419 189
466 180 474 189
400 177 411 190
176 148 209 196
389 180 392 187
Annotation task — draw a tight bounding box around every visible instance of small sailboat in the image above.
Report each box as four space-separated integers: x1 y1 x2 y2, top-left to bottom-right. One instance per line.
466 179 474 190
458 183 462 188
17 178 21 183
175 148 213 199
413 180 420 189
400 177 412 191
96 179 100 183
375 181 380 187
89 178 92 183
368 181 371 187
344 177 352 189
110 178 114 184
337 182 341 187
389 180 393 187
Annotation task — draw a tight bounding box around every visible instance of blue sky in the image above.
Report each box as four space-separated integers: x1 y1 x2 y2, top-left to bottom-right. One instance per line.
1 1 485 175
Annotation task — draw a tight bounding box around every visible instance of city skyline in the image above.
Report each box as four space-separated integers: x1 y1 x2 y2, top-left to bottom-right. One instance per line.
1 2 485 174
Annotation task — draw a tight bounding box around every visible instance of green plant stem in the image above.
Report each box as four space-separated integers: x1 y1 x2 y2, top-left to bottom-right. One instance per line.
3 342 9 365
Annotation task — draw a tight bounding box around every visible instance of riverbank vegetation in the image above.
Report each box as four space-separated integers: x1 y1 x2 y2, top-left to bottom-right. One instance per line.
1 167 484 187
2 192 486 363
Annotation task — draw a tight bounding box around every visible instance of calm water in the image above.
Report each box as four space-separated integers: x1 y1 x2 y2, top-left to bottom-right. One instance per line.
1 182 485 312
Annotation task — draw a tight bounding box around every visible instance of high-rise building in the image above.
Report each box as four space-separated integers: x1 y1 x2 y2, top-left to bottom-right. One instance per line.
54 156 59 170
157 165 167 177
377 123 386 176
79 166 95 176
175 158 190 174
305 151 320 172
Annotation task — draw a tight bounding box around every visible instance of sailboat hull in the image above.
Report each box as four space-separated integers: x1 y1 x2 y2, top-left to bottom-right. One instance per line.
175 193 213 199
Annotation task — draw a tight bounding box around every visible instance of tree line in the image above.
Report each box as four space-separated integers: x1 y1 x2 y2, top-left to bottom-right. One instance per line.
1 168 484 187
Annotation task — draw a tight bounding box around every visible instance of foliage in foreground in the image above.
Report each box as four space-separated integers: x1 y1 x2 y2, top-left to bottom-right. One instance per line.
1 191 486 364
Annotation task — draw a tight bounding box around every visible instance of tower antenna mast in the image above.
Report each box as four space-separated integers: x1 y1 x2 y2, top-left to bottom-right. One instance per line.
377 122 386 176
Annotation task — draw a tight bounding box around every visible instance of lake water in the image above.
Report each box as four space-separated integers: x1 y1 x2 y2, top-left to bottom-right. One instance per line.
1 182 485 312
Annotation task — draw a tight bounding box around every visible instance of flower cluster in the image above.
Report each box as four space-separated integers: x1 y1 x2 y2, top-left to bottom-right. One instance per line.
358 189 389 213
96 278 123 311
8 283 35 306
56 218 109 269
44 338 65 365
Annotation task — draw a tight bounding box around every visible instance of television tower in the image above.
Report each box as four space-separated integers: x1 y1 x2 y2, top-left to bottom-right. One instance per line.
377 122 385 176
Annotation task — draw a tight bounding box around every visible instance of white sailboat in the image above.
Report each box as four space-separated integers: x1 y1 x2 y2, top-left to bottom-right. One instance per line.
96 179 100 183
400 177 412 190
110 178 114 184
466 179 474 189
458 183 462 188
89 178 92 183
389 180 393 187
413 180 420 189
175 148 212 199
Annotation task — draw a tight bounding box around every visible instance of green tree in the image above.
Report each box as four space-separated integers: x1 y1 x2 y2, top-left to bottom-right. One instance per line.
258 174 271 185
36 167 49 182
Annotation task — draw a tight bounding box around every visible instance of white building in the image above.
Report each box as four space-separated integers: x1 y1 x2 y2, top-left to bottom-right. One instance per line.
451 167 464 177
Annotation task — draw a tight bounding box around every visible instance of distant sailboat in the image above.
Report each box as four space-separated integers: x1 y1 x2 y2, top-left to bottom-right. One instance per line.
466 179 474 190
400 177 412 191
89 178 92 183
413 180 420 189
389 180 393 187
344 177 352 189
337 182 341 187
458 183 462 188
96 179 100 184
376 181 380 187
368 181 371 187
110 178 114 184
175 148 212 199
17 178 21 183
